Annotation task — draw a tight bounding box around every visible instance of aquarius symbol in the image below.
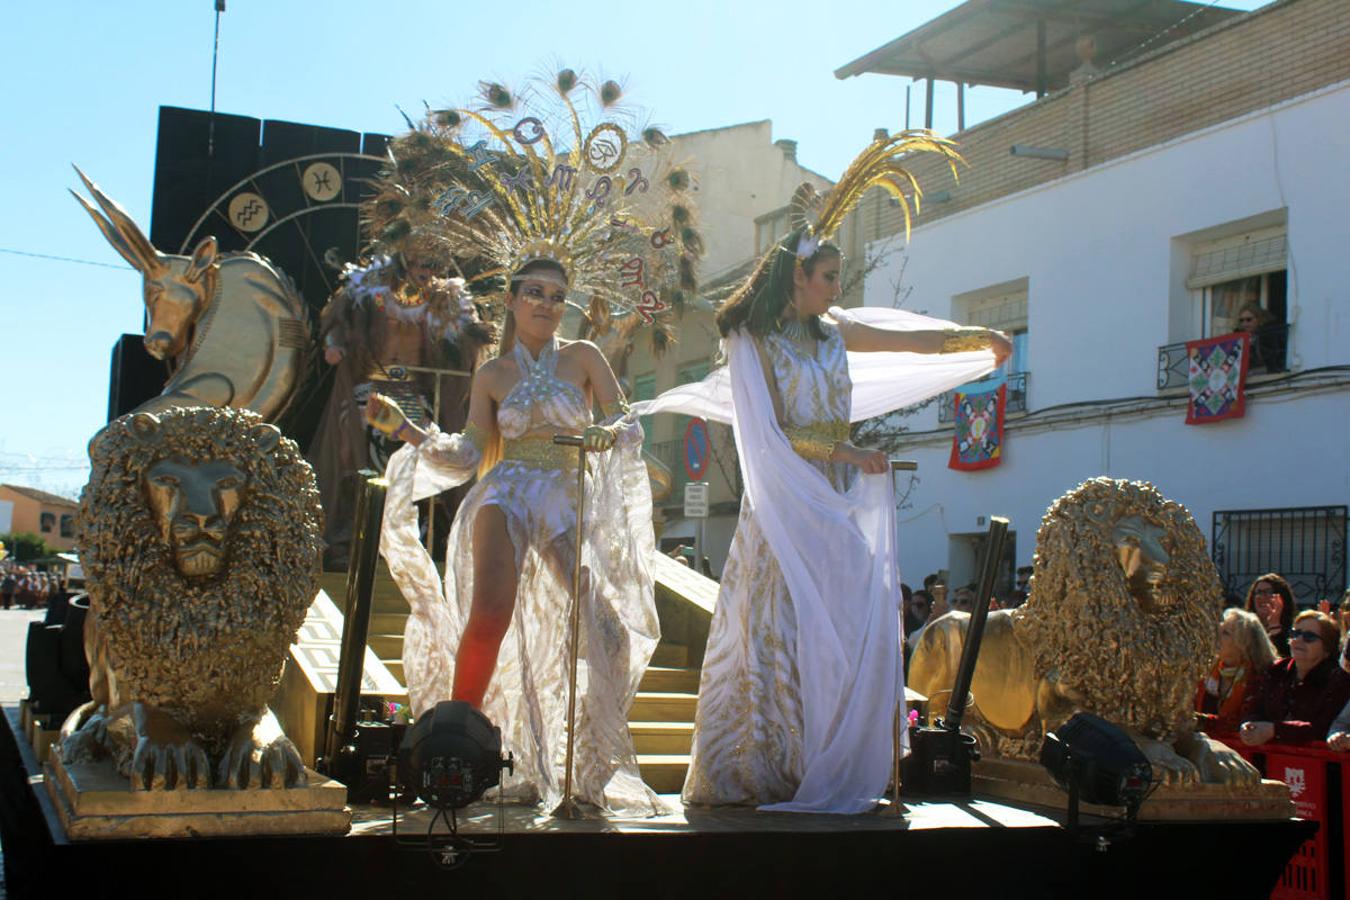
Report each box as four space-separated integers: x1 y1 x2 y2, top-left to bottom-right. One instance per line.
585 177 612 206
650 229 673 249
513 116 545 145
624 167 649 195
235 199 264 226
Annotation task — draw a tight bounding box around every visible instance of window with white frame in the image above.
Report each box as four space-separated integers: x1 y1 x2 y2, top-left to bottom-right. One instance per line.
1189 224 1288 338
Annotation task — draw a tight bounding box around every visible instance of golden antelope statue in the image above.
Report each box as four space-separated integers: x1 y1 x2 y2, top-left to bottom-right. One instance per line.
71 166 309 422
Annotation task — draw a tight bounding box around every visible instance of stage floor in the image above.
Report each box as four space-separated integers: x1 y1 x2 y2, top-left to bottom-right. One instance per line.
2 705 1314 900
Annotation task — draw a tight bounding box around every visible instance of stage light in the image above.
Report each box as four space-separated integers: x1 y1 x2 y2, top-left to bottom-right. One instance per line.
1040 712 1152 822
399 701 512 811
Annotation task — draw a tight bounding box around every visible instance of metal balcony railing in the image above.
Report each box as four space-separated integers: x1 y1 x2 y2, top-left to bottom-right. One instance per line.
937 371 1028 425
1157 323 1290 391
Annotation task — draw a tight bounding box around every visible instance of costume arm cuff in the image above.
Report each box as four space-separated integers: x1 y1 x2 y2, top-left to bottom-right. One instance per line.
598 398 642 448
939 327 994 354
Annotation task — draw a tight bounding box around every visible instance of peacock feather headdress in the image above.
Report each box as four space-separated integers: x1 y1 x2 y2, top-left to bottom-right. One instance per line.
364 68 701 336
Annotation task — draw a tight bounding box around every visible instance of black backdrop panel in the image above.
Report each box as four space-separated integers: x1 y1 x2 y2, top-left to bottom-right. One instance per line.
107 334 168 423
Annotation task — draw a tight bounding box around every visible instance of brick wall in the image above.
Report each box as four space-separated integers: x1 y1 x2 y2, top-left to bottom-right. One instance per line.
842 0 1350 254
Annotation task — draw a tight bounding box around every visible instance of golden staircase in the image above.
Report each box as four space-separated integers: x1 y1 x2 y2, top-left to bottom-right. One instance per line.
315 551 716 796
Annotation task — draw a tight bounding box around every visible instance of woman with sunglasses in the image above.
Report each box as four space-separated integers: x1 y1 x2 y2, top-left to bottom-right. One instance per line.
1195 608 1277 736
371 257 661 814
1244 573 1295 657
1239 610 1350 746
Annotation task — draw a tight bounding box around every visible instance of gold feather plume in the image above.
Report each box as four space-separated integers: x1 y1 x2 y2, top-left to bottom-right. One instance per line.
811 129 963 241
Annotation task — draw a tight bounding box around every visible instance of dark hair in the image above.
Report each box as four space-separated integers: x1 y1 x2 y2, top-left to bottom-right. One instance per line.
715 225 840 339
1244 573 1295 634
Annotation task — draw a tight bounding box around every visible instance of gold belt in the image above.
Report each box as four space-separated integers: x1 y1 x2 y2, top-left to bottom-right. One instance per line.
501 436 580 470
783 421 849 461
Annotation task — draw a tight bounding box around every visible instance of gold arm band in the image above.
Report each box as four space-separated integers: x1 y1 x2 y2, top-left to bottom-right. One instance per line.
784 421 850 462
501 436 580 470
600 397 631 419
940 328 994 354
463 422 487 453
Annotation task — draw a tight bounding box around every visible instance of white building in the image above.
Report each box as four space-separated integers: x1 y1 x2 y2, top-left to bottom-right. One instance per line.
851 0 1350 604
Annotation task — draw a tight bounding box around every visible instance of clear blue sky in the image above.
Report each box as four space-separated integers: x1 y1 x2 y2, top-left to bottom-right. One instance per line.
0 0 1265 497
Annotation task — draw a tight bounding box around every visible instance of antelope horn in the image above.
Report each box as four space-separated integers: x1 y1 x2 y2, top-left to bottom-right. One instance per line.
71 164 164 275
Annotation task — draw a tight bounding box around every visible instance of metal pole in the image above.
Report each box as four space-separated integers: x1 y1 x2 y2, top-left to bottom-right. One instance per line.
324 471 387 768
551 434 587 819
694 517 705 578
925 77 935 129
208 1 224 156
889 458 917 812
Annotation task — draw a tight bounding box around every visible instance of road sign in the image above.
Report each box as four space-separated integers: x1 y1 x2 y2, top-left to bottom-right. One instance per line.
683 482 709 518
683 417 710 481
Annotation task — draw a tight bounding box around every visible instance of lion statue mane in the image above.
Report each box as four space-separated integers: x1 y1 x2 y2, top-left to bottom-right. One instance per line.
1017 477 1218 739
63 406 322 788
910 477 1258 785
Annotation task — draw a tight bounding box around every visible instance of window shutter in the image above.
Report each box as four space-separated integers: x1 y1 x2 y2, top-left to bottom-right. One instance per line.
1188 226 1286 289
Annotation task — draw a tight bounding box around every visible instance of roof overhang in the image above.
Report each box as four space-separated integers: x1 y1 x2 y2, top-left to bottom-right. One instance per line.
835 0 1245 94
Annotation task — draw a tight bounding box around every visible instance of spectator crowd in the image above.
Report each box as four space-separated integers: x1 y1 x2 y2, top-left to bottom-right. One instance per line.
0 560 68 612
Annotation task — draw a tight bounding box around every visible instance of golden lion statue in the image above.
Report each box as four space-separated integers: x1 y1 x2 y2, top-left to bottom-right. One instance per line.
61 407 323 790
910 478 1258 786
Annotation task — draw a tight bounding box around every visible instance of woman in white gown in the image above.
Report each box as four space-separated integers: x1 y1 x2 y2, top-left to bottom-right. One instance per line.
639 226 1008 813
373 258 661 815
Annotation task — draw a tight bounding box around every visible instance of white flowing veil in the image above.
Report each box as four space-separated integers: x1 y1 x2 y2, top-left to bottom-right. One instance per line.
635 305 996 813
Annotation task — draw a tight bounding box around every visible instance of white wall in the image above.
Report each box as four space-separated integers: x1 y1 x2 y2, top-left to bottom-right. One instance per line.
865 81 1350 585
0 500 11 535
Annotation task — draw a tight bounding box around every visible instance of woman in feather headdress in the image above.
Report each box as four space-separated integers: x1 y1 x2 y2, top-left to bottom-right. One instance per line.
637 132 1010 813
371 70 700 816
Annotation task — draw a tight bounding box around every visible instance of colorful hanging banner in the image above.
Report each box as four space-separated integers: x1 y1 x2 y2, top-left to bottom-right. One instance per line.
1185 332 1249 425
948 377 1006 471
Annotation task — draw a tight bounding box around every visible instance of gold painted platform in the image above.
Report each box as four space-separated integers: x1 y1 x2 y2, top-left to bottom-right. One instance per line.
972 757 1294 821
46 752 351 839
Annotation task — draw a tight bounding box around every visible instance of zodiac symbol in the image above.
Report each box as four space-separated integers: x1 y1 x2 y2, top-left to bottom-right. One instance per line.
513 116 546 145
636 290 666 324
464 140 494 173
434 186 492 220
650 229 673 249
236 199 264 226
500 166 534 192
624 168 649 195
583 123 627 174
585 177 612 206
548 164 577 192
619 257 645 288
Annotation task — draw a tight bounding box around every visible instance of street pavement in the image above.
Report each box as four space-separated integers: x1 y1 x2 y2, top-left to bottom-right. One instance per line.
1 608 47 900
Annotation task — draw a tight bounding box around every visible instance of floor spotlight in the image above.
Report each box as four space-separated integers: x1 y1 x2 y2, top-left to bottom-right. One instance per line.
400 700 512 811
1040 712 1152 828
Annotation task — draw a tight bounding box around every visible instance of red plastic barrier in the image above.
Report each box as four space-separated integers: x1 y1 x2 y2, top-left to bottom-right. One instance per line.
1213 738 1347 900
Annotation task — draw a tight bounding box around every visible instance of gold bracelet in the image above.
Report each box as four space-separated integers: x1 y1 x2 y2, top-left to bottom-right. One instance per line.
600 397 631 419
462 421 487 452
939 328 993 354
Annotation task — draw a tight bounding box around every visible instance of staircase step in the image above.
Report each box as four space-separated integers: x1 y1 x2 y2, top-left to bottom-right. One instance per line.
368 633 403 659
629 722 694 755
370 612 407 634
630 692 698 722
639 666 701 694
650 643 688 668
384 660 404 684
637 754 689 794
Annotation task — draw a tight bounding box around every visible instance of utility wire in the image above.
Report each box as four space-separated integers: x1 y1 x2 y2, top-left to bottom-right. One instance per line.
0 247 133 271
